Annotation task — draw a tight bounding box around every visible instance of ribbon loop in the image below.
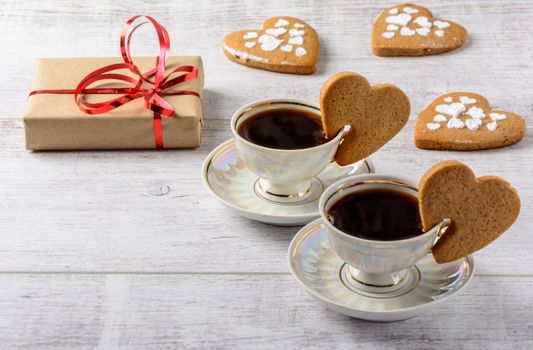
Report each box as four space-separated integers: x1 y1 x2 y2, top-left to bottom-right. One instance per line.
72 15 199 149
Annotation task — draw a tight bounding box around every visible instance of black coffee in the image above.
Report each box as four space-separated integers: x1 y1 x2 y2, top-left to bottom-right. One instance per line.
237 108 327 150
327 189 424 241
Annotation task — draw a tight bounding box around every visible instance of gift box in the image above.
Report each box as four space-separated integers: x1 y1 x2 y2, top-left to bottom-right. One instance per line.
23 16 204 150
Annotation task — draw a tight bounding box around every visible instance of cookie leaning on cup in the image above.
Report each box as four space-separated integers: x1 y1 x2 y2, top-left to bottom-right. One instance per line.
419 160 520 263
320 72 410 166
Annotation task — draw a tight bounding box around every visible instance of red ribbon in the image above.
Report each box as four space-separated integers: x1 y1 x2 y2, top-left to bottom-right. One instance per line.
29 16 200 149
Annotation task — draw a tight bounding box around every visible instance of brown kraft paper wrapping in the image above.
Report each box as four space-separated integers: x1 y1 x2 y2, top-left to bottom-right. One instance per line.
24 56 204 150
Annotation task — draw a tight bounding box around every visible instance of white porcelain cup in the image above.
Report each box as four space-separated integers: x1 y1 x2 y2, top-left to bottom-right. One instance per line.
319 173 450 290
231 98 350 201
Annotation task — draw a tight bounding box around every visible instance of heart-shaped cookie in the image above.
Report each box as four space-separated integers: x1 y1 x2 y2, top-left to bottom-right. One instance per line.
419 160 520 264
372 3 467 56
414 92 526 150
222 16 319 75
320 72 410 166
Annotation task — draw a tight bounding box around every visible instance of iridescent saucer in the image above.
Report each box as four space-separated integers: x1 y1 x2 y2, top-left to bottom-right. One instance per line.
202 139 374 226
288 219 475 321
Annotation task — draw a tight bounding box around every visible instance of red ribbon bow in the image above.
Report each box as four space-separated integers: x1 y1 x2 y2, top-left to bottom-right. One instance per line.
31 15 200 149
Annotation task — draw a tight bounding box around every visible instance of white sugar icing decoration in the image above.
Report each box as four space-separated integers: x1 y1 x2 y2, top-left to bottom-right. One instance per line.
289 29 305 36
427 123 441 130
389 8 399 15
243 32 258 39
490 113 508 121
465 118 482 131
435 30 445 37
416 27 430 36
386 14 412 26
280 44 293 52
400 27 416 36
382 32 395 39
265 27 287 36
258 34 283 51
414 16 432 28
460 96 477 104
294 23 305 28
436 103 467 118
434 20 451 29
387 24 399 31
447 117 465 129
444 97 453 103
222 43 268 63
274 18 289 27
295 47 307 57
487 121 498 132
403 7 419 14
466 106 485 119
288 36 304 45
244 41 256 48
433 114 448 123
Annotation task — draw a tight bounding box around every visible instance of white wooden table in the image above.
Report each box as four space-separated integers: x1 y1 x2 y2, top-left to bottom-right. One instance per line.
1 0 532 348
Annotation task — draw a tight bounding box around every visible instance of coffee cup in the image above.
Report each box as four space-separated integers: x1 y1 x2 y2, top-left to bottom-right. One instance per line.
231 98 350 202
319 173 450 293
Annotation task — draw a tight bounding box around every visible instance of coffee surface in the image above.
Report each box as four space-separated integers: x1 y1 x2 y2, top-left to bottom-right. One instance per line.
237 108 327 150
327 189 424 241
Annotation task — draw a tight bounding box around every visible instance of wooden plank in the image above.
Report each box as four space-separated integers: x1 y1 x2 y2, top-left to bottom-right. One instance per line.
1 0 532 120
1 117 533 275
0 273 531 349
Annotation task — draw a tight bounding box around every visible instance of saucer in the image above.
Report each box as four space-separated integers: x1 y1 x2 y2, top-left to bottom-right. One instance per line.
202 139 374 226
288 219 475 321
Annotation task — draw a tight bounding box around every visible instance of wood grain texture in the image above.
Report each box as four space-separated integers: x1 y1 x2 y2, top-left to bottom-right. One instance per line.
1 117 532 275
1 0 533 348
1 274 532 350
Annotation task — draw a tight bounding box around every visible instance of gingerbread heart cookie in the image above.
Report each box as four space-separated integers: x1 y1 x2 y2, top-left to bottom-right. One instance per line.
320 72 410 166
222 16 319 75
414 92 526 150
419 160 520 263
372 3 467 56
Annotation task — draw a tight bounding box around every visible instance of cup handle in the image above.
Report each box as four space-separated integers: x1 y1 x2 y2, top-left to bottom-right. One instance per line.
433 218 452 245
331 124 375 174
337 124 352 141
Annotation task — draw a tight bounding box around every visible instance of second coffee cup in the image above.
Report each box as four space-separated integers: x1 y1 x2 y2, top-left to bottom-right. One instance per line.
319 173 451 292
